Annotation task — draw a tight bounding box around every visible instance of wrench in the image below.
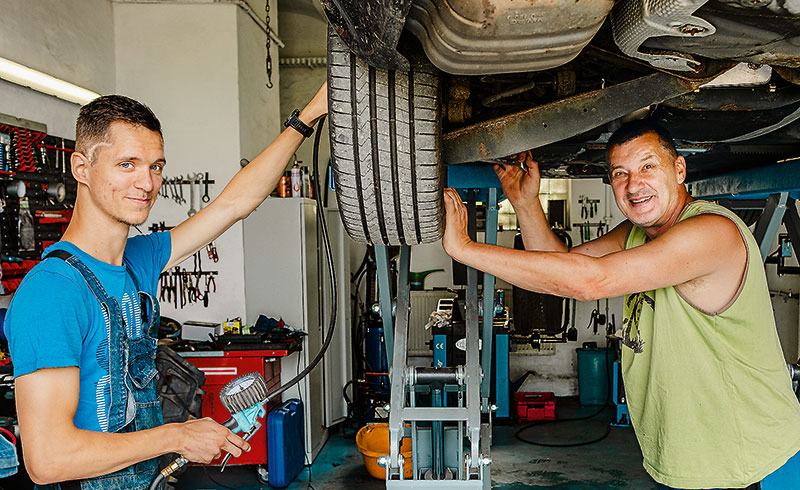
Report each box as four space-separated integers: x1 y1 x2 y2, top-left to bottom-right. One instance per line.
188 175 197 216
177 175 185 204
173 178 182 204
196 173 205 210
202 172 210 203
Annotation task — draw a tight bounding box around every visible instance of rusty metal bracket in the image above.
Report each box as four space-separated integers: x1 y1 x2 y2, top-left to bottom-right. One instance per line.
442 71 706 165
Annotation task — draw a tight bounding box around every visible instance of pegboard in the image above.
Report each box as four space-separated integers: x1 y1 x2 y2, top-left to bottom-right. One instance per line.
0 119 77 294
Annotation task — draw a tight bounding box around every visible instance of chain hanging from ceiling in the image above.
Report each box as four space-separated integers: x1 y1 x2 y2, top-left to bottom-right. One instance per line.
265 0 273 89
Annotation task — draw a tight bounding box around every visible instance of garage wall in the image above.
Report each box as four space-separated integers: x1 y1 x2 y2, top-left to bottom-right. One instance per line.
0 0 114 139
115 2 269 324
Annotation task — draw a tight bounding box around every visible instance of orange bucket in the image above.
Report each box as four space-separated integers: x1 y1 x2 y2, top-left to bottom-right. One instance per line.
355 423 413 479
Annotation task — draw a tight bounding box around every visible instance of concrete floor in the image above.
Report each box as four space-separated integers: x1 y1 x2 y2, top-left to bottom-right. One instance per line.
176 400 659 490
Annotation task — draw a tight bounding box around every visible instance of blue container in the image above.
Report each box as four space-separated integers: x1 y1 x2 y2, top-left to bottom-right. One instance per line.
576 348 615 406
267 399 305 488
365 325 389 392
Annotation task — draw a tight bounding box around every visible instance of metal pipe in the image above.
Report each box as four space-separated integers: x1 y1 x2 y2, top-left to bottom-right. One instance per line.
465 190 482 469
481 188 498 405
410 367 463 386
481 82 537 107
375 245 394 367
432 388 444 479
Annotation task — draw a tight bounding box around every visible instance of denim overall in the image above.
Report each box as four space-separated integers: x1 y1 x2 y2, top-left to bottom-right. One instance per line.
38 250 163 490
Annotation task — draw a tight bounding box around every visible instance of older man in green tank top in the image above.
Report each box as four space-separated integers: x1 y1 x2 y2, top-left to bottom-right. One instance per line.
442 120 800 489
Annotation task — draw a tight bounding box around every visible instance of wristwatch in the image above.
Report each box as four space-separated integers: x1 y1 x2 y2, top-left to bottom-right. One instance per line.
283 109 314 138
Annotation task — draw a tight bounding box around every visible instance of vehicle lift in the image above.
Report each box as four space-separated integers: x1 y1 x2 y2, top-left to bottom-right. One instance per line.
372 165 502 488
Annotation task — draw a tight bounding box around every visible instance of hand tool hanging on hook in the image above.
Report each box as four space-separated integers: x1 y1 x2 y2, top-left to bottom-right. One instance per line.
195 173 205 210
177 176 185 204
202 172 210 203
187 176 197 217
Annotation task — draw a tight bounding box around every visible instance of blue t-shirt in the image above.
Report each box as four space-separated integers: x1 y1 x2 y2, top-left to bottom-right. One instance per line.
5 233 171 432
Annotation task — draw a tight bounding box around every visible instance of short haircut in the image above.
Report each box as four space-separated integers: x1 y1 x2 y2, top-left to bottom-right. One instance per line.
606 120 678 165
76 95 162 160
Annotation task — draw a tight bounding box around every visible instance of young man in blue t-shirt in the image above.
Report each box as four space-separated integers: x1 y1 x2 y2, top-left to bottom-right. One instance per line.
6 85 328 488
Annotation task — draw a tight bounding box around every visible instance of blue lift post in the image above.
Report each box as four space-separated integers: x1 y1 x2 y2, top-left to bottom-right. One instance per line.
611 360 631 427
448 165 510 418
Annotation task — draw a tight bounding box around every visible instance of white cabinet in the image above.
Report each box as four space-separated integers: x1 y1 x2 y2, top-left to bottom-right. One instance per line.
242 197 351 462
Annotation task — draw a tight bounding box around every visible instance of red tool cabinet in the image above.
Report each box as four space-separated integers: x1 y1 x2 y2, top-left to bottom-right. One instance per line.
180 349 290 466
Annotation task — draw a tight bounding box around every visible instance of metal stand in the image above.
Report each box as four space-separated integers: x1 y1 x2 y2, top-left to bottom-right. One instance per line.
372 165 502 488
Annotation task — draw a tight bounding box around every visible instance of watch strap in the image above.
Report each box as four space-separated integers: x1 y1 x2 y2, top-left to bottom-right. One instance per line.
284 109 314 138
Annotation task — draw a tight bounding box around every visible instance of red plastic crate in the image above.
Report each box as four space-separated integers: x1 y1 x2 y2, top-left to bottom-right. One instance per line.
515 392 556 421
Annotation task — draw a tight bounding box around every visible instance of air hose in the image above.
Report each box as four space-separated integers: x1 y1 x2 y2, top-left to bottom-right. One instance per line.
150 115 335 490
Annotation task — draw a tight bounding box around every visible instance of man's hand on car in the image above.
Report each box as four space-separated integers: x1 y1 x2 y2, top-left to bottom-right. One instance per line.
494 151 540 210
442 188 473 261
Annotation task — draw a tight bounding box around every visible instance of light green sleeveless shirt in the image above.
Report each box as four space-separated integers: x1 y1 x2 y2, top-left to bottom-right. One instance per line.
622 200 800 488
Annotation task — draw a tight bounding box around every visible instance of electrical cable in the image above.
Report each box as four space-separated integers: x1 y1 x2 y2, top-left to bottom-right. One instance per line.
514 348 615 448
260 114 335 405
295 353 316 490
202 465 237 490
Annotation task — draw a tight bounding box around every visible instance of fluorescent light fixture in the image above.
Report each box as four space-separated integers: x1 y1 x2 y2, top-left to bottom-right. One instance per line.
0 56 100 105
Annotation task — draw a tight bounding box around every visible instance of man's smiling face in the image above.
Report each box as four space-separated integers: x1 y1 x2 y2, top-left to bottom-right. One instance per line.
85 121 165 226
608 132 687 235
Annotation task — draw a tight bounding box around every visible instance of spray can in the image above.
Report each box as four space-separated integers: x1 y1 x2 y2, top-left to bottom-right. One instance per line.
278 173 290 197
291 163 302 197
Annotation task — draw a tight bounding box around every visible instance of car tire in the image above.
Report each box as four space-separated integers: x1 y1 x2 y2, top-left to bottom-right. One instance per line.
327 28 444 246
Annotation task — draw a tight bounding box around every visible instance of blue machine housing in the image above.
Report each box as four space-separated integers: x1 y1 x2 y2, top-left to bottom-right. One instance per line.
611 361 631 428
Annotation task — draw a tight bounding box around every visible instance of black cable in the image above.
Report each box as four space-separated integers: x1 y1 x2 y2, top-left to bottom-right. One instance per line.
295 355 316 490
263 115 335 404
351 248 370 284
515 421 611 448
202 465 237 490
514 349 615 448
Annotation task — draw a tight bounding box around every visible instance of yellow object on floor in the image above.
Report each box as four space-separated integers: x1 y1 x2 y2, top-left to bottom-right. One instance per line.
356 423 413 479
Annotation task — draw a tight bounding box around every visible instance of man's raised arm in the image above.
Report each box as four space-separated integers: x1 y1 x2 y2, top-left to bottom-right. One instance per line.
165 83 329 271
442 187 745 304
497 152 627 258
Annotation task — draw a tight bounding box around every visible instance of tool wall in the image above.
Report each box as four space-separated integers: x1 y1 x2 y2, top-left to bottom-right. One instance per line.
0 119 76 294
